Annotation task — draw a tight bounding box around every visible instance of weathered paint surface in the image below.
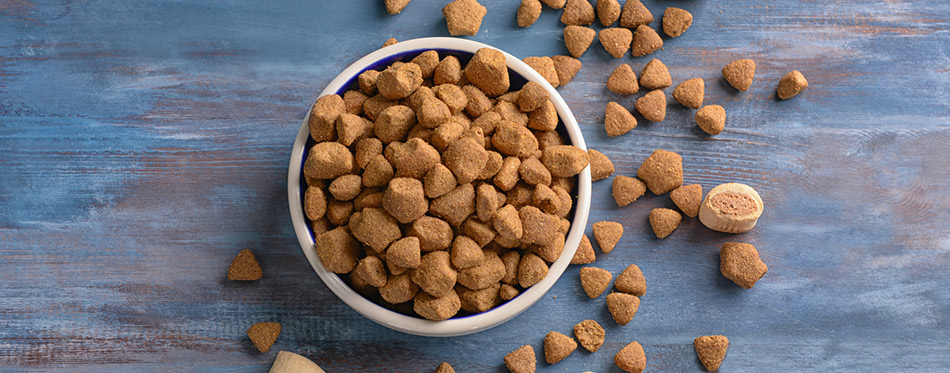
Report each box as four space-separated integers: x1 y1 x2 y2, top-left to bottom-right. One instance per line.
1 0 948 371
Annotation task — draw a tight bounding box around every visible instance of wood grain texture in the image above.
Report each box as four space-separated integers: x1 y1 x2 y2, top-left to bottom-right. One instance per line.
1 0 948 371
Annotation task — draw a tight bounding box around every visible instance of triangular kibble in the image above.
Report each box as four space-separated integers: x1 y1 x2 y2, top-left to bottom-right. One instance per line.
672 78 704 109
649 208 681 239
605 101 637 137
588 149 615 181
635 90 667 122
228 249 263 281
607 64 639 95
631 25 662 57
614 264 646 296
606 292 640 325
670 184 702 217
612 175 646 207
563 25 597 58
571 234 597 264
552 55 582 86
592 220 623 253
579 266 612 298
247 322 281 353
722 59 756 91
598 27 633 58
694 335 729 371
639 59 671 89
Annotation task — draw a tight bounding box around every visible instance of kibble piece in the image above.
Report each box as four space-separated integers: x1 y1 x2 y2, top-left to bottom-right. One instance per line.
336 113 373 147
362 155 395 187
430 183 476 226
325 199 353 226
458 282 501 312
354 255 388 288
518 253 549 287
532 184 560 214
417 96 452 128
350 208 402 253
304 186 328 221
451 235 485 269
606 292 640 325
328 175 362 201
463 85 493 117
493 100 529 127
499 283 520 300
315 227 361 274
362 94 397 122
435 361 455 373
310 217 332 237
534 129 566 151
500 250 521 284
414 288 461 321
411 50 439 79
579 266 612 298
777 70 808 100
605 101 637 137
519 158 552 186
465 48 510 97
493 121 539 157
462 218 496 248
354 188 384 211
694 335 729 371
588 149 615 181
478 150 504 180
544 331 578 364
560 0 595 25
377 63 423 100
573 320 605 352
504 345 537 373
571 234 596 264
607 64 639 95
492 204 524 240
518 0 542 27
389 138 441 178
540 0 566 8
615 264 646 296
695 105 726 135
476 184 501 221
596 0 621 26
497 90 520 103
671 184 702 217
412 251 458 297
442 0 487 36
635 90 666 122
343 90 368 115
434 56 462 85
619 0 652 28
518 82 549 112
380 272 419 304
662 7 692 37
423 163 457 199
247 322 281 353
563 26 596 58
720 242 767 288
592 220 623 253
698 183 763 233
304 142 354 180
551 55 582 86
228 249 263 281
527 100 558 131
494 156 522 191
523 56 560 88
722 59 756 91
639 58 671 90
445 137 489 184
387 237 421 269
431 120 465 152
385 0 411 15
358 70 380 95
519 205 561 246
673 78 704 109
598 28 633 59
614 341 646 373
457 251 506 289
541 145 590 177
308 94 344 142
382 38 398 48
408 85 436 112
436 84 467 114
408 216 454 252
649 208 681 239
383 178 428 223
637 149 683 194
355 138 383 169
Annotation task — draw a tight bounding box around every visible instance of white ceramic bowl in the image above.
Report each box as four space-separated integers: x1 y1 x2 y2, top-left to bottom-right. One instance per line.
288 37 591 337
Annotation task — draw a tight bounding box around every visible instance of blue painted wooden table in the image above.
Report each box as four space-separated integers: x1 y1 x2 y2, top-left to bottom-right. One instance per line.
2 0 949 371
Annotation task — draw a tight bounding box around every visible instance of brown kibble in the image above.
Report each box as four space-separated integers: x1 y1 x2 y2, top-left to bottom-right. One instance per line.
310 217 332 237
389 138 441 178
478 150 504 180
442 0 487 36
540 0 565 8
504 345 537 373
445 136 489 184
458 282 501 312
408 85 436 112
387 237 421 269
777 70 808 100
619 0 652 28
349 206 403 251
671 184 702 217
383 177 428 223
362 154 395 187
354 255 388 288
434 56 462 86
383 38 399 48
493 156 522 191
435 361 455 373
309 94 344 142
639 58 671 90
355 138 383 169
417 96 451 128
408 216 454 252
579 266 612 298
493 204 524 240
303 186 327 221
544 331 577 364
499 283 520 300
518 82 549 112
493 121 539 158
694 335 729 371
662 7 692 38
532 184 560 214
462 218 496 248
424 163 457 199
315 227 361 274
228 249 262 281
325 199 353 226
463 85 493 117
722 59 756 92
329 174 362 201
412 251 458 297
551 55 582 86
429 183 476 226
336 113 373 147
519 205 561 246
527 100 558 132
563 25 596 58
541 145 590 177
605 101 637 137
377 62 423 100
573 319 605 352
466 48 510 97
592 220 623 253
500 250 521 284
247 322 281 353
304 142 354 180
476 183 501 221
588 149 615 181
606 292 640 325
695 104 726 135
493 100 529 127
596 0 621 26
518 0 542 27
673 78 704 109
615 264 646 296
413 288 461 321
343 90 368 115
362 94 397 122
523 56 560 88
431 120 465 151
607 64 639 95
721 242 767 288
436 84 467 114
519 157 552 186
385 0 411 15
649 208 681 239
571 234 596 264
358 70 380 95
637 149 683 194
614 341 646 373
380 272 419 304
535 128 566 151
635 90 666 122
598 28 633 58
457 251 506 289
451 235 485 269
560 0 595 26
518 252 549 287
411 50 439 79
353 188 384 211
